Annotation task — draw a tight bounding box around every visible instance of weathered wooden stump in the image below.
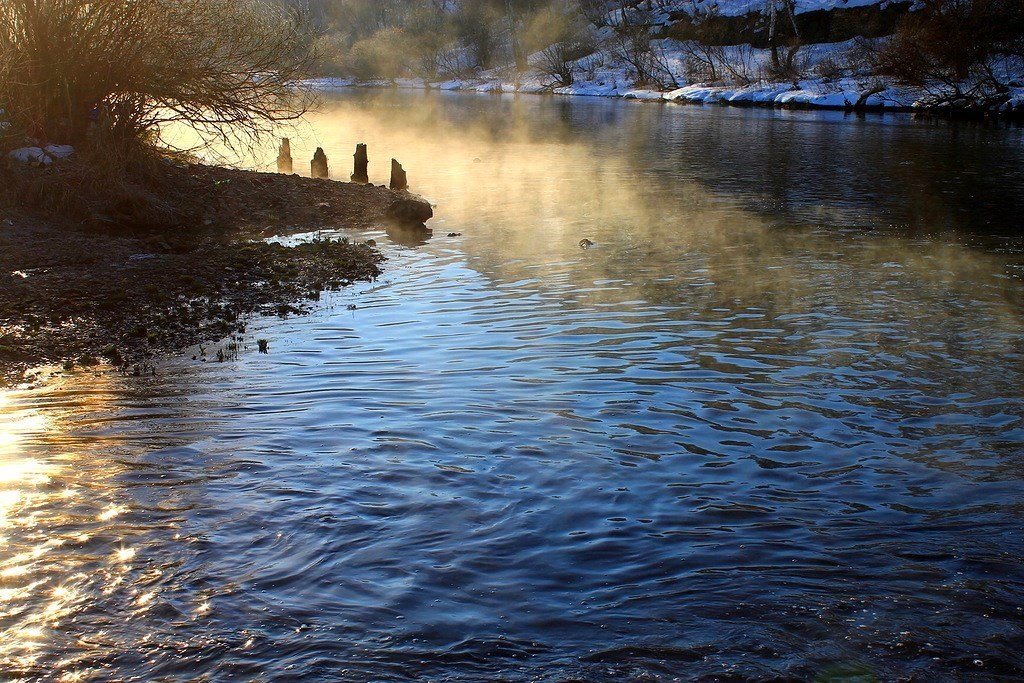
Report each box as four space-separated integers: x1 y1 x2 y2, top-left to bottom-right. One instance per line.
351 143 369 184
311 147 329 179
390 159 408 191
277 138 293 174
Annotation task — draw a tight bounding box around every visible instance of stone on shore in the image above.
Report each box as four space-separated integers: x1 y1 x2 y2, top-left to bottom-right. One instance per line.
7 145 74 166
385 195 433 226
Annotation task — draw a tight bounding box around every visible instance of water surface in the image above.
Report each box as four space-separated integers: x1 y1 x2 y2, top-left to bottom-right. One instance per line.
3 91 1024 681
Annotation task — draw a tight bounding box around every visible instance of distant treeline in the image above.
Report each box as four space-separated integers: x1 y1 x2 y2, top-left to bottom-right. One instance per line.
286 0 601 79
282 0 1022 113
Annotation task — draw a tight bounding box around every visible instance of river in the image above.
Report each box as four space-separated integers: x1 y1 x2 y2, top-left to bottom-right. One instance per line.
2 90 1023 681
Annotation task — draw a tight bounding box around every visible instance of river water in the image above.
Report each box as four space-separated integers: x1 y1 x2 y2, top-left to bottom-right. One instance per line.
2 91 1024 681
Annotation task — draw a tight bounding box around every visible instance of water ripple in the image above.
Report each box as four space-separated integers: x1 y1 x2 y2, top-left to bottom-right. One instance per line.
3 92 1024 681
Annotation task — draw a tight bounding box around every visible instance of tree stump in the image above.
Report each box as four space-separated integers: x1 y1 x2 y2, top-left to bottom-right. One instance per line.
277 138 293 174
311 147 329 179
390 159 408 191
351 143 369 183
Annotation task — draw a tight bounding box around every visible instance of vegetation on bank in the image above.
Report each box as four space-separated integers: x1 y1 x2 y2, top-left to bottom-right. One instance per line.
0 0 326 224
0 0 428 381
0 0 314 150
0 163 406 383
299 0 1024 113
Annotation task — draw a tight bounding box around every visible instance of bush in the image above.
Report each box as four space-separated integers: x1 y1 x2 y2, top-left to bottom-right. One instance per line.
0 0 315 150
346 28 415 81
608 4 678 89
312 32 350 77
454 2 503 70
813 55 845 82
871 0 1024 110
526 6 596 86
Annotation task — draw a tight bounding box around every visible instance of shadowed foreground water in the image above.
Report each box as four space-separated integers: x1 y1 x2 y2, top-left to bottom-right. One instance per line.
2 92 1024 681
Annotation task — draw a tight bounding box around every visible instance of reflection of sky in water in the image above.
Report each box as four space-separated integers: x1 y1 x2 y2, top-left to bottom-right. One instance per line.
6 92 1024 681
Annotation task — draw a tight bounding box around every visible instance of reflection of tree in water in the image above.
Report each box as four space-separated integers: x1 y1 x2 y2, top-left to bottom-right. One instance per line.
614 104 1024 235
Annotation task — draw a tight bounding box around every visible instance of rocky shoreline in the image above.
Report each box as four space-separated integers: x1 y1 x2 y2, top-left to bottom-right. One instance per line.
0 162 433 385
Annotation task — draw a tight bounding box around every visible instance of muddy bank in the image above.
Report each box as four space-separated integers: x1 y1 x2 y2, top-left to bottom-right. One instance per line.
0 162 433 385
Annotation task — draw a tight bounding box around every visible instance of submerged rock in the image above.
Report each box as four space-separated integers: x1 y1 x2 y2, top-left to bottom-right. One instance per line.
385 195 433 226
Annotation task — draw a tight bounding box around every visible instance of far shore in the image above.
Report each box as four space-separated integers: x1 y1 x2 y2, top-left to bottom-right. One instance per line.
305 77 1024 119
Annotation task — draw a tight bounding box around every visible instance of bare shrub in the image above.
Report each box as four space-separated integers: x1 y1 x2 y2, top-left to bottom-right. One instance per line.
723 44 759 85
870 0 1024 111
759 0 806 81
436 48 476 79
0 0 316 151
454 2 503 69
577 0 610 26
526 6 596 87
763 43 806 82
312 32 350 77
813 54 845 82
402 6 459 80
681 45 722 83
608 3 678 88
346 28 416 81
582 51 607 81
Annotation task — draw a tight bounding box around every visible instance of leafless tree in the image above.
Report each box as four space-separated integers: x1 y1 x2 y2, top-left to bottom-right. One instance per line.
762 0 803 81
0 0 317 150
869 0 1024 111
526 5 596 86
608 1 677 88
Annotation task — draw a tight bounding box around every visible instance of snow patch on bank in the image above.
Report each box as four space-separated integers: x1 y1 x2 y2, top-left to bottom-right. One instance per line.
7 145 75 166
604 0 892 23
301 31 1024 115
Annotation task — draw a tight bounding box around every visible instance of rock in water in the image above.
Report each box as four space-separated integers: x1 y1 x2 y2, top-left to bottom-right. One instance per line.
390 159 408 191
277 138 293 174
311 148 329 179
579 239 595 249
351 143 369 184
385 195 433 226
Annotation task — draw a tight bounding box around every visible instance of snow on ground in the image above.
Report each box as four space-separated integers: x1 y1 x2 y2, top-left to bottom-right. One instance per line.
301 25 1024 115
7 145 74 166
602 0 891 24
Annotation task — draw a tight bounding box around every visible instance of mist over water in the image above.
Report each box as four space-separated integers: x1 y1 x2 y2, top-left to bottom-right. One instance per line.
4 91 1024 681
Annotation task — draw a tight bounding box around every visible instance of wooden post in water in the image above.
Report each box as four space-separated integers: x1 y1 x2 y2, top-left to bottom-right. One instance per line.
390 159 408 191
277 138 293 174
311 147 329 179
351 143 369 184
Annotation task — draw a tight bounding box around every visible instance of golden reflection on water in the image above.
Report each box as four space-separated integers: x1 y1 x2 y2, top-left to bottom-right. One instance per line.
24 92 1019 680
0 375 150 680
0 388 58 673
176 90 1023 346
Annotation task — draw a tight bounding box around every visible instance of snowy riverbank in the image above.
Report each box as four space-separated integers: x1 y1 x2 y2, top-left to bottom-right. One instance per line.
306 31 1024 116
306 74 1024 116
